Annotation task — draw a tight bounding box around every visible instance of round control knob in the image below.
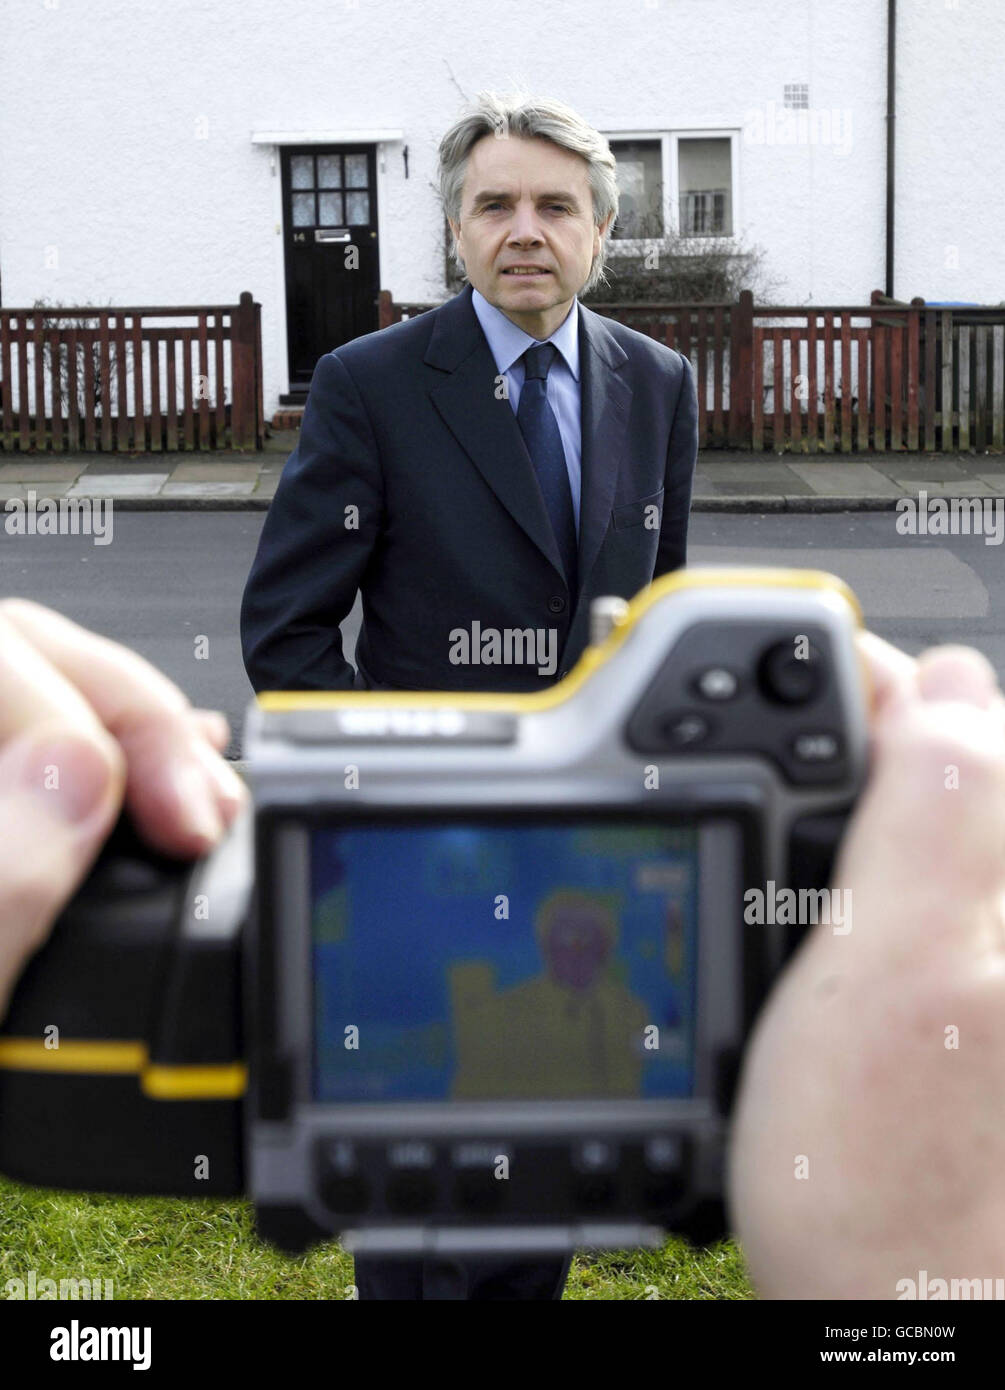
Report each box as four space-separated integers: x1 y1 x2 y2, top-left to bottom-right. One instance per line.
757 640 823 704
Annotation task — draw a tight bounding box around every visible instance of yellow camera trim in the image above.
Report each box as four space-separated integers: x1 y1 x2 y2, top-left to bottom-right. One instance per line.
0 1037 246 1100
256 567 863 713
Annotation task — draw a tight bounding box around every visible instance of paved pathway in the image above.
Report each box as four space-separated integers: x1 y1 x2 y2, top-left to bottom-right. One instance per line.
2 431 1004 510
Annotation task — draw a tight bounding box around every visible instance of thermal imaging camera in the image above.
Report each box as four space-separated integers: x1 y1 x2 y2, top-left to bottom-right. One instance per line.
0 567 868 1256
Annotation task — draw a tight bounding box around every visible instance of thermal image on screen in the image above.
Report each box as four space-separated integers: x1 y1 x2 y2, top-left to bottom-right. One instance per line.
310 821 698 1104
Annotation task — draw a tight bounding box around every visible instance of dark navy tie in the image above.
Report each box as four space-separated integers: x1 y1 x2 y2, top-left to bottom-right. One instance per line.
516 342 578 595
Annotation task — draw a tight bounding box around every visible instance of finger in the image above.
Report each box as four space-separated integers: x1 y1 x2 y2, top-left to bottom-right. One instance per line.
0 724 125 1020
184 713 245 821
190 709 232 750
0 609 109 743
0 605 220 857
189 734 247 821
0 600 237 857
917 644 1000 708
109 714 247 857
854 629 916 717
828 681 1005 963
0 599 192 724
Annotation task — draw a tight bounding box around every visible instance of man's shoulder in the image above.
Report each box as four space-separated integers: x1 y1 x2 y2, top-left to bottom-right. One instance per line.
581 301 687 378
328 297 449 377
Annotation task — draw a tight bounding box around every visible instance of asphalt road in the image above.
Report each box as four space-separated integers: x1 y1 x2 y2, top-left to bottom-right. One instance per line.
2 509 1003 756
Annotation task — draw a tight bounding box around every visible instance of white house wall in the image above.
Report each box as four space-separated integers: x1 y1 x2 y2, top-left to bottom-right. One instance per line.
896 0 1005 306
0 0 1000 421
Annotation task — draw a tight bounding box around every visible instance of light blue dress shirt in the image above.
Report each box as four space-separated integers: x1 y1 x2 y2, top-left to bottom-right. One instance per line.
470 285 582 537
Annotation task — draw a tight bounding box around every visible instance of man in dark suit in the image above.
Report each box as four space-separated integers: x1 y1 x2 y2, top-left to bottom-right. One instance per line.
241 92 698 1298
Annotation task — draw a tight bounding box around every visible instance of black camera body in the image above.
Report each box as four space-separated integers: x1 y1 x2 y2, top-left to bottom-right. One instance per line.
0 567 867 1256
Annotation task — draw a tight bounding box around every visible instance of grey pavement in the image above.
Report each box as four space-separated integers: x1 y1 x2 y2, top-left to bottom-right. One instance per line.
2 431 1005 509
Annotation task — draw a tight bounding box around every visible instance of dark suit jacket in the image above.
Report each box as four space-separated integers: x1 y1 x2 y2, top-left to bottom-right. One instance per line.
241 282 698 693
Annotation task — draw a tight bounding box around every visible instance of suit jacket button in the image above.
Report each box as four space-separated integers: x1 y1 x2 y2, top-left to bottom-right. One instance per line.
548 596 566 614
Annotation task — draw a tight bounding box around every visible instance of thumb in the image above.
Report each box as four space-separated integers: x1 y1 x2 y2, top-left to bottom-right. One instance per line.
0 726 125 1020
872 646 1005 885
827 645 1005 963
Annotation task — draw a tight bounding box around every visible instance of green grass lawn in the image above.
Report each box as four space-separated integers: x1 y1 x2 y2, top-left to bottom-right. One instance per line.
0 1178 755 1300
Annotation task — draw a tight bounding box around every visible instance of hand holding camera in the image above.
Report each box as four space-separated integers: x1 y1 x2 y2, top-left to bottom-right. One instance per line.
0 597 246 1020
2 572 1003 1296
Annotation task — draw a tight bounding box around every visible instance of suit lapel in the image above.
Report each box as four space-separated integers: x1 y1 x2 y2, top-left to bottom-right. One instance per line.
425 284 632 600
576 300 631 598
426 285 565 581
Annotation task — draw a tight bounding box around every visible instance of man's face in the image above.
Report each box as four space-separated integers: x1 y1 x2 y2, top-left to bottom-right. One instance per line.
541 904 613 991
448 132 612 340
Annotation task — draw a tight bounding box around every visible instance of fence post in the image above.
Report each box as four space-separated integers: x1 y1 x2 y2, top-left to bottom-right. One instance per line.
231 290 255 449
254 299 265 449
729 289 754 447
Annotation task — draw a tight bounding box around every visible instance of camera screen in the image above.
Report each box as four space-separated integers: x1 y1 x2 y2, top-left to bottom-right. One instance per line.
309 820 699 1104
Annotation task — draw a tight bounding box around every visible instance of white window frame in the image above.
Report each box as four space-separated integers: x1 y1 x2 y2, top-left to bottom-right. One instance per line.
604 130 671 249
604 129 741 256
673 128 741 244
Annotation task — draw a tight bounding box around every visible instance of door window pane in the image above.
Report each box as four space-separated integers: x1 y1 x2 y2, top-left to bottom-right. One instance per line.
317 155 342 188
678 137 732 236
345 154 368 188
345 191 370 224
318 192 344 226
292 193 316 227
291 155 314 190
609 140 663 239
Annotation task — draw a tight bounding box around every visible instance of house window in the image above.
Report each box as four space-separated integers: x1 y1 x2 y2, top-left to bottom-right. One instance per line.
608 139 664 239
784 83 810 109
287 152 374 228
678 137 733 237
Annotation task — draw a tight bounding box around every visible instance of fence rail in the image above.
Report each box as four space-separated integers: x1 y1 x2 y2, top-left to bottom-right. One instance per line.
0 291 264 452
379 288 1005 453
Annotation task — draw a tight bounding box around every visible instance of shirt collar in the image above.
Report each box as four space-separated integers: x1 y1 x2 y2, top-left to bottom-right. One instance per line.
471 285 580 381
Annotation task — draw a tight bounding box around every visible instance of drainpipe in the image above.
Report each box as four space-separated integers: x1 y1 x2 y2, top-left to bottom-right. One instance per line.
885 0 896 297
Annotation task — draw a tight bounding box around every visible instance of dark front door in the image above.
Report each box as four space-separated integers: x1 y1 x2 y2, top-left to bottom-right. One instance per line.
281 144 380 399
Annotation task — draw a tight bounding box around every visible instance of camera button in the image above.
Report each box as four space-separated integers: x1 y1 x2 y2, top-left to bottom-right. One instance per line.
639 1135 689 1210
758 640 824 704
319 1173 370 1216
572 1139 618 1173
321 1139 357 1173
318 1140 371 1215
643 1135 684 1171
692 667 739 701
386 1172 437 1215
661 712 713 748
388 1140 434 1168
792 732 841 764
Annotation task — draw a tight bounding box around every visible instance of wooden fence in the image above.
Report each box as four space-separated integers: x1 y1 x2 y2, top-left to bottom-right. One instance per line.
581 295 751 447
750 301 1005 453
0 291 264 452
379 288 1005 453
